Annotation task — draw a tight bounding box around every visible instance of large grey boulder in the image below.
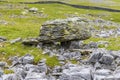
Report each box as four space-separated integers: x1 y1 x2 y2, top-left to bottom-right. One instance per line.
38 17 91 43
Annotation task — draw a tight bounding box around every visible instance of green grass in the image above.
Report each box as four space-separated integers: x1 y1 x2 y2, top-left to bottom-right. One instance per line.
0 0 120 67
84 37 120 50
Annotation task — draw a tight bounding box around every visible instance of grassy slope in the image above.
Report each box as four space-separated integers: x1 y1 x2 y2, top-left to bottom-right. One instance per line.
0 0 120 67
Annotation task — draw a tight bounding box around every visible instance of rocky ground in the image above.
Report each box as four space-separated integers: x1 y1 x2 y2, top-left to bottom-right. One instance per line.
1 0 120 80
1 17 120 80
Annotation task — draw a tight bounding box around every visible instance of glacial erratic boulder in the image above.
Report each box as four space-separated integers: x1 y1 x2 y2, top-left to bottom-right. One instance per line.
38 17 91 43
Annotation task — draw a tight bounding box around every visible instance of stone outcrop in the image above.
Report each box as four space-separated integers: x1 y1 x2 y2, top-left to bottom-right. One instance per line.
1 48 120 80
38 17 91 43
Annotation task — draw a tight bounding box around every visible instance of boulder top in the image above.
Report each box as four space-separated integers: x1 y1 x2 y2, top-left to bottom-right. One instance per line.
38 17 91 43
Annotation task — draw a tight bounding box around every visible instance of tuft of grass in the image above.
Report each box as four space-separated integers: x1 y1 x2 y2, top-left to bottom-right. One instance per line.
46 56 60 67
4 69 14 74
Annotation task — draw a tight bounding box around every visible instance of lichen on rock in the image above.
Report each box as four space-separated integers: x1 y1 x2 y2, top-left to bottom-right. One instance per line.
38 17 91 43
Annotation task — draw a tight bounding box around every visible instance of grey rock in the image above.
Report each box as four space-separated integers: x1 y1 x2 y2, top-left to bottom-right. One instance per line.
0 69 3 77
20 54 34 64
47 74 56 80
24 64 39 72
25 72 47 80
69 40 84 49
2 74 22 80
88 49 105 63
10 37 22 44
37 59 47 73
60 66 93 80
9 56 20 67
101 73 120 80
52 66 62 73
112 73 120 80
97 41 109 48
115 58 120 66
0 20 8 25
42 48 54 57
0 36 7 42
110 51 120 59
94 62 102 69
114 66 120 74
99 54 114 65
100 63 117 70
0 78 2 80
63 51 81 60
38 59 46 63
38 17 91 43
29 7 38 12
14 68 27 79
93 69 112 80
85 42 98 49
22 38 39 46
58 55 65 61
0 62 6 68
95 30 111 38
59 61 65 65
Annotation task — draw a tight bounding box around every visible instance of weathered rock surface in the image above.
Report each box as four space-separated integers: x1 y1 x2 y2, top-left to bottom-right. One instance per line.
2 48 120 80
22 38 39 46
3 17 120 80
38 17 91 43
0 36 7 42
10 37 22 44
60 66 93 80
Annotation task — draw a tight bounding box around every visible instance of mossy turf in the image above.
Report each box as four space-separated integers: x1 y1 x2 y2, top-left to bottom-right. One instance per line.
0 0 120 67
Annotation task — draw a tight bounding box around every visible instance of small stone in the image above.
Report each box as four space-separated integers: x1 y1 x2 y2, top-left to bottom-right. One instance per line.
29 7 38 12
22 38 39 46
10 37 22 44
0 62 6 68
0 36 7 42
69 40 84 49
58 56 65 61
20 54 34 64
85 42 98 49
0 69 3 77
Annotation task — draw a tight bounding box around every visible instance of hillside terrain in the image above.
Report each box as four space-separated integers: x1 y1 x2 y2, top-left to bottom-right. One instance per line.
0 0 120 79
